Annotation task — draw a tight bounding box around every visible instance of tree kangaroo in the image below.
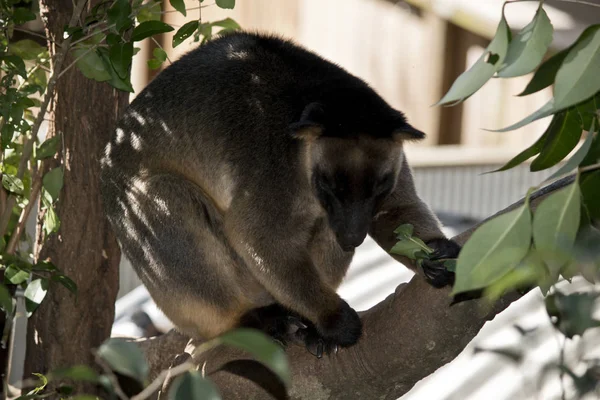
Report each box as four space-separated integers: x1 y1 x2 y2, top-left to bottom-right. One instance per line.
100 32 460 356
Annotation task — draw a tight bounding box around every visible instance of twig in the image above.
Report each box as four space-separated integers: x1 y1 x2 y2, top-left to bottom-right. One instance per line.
6 170 42 255
150 37 172 64
57 44 98 80
71 23 115 47
94 354 129 400
162 4 215 14
0 0 89 238
130 361 194 400
13 27 57 46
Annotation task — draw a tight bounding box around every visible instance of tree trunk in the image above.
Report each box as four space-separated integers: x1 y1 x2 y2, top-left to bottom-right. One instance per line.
23 0 127 380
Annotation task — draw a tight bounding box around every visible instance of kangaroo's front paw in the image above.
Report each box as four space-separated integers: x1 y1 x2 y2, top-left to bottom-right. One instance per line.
317 300 362 348
422 238 461 288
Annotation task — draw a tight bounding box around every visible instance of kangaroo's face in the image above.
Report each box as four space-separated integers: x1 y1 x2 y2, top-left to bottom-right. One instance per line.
290 102 424 251
310 137 403 251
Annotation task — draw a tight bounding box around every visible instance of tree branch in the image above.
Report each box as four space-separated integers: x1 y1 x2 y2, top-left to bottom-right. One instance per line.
133 175 575 400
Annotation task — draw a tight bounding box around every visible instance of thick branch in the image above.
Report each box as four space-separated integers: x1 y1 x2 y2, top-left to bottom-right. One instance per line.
136 176 575 400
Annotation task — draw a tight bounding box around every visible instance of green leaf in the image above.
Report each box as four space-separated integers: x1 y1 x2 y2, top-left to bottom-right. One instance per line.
453 202 532 295
219 329 290 386
436 14 510 105
575 92 600 133
168 371 221 400
489 132 545 172
42 196 60 235
107 0 133 33
24 278 49 317
546 120 596 182
443 259 457 272
216 0 235 9
169 0 187 16
138 2 162 22
132 21 174 42
9 39 46 61
530 110 583 171
13 7 37 24
0 284 13 315
5 266 30 285
553 25 600 112
42 167 64 202
581 170 600 220
2 173 24 194
52 274 77 295
497 7 553 78
2 55 27 78
521 51 562 84
483 250 545 302
173 21 198 47
492 98 555 132
390 240 427 260
36 135 60 160
97 338 149 384
73 47 111 82
393 223 414 238
546 292 600 338
211 17 241 31
97 48 134 92
109 41 134 79
533 181 580 278
49 365 99 383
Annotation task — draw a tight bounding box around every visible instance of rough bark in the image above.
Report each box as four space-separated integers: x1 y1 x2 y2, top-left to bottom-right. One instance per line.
23 0 127 379
136 176 574 400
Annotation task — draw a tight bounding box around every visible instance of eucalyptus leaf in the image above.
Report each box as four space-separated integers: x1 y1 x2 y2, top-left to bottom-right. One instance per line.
24 278 49 317
520 53 565 96
533 181 580 278
453 203 532 295
553 25 600 112
546 120 596 182
13 7 37 24
530 109 583 171
497 7 553 78
43 198 60 235
168 371 221 400
97 338 149 384
219 328 290 386
483 250 545 302
492 99 555 132
489 132 545 172
436 14 510 105
580 170 600 220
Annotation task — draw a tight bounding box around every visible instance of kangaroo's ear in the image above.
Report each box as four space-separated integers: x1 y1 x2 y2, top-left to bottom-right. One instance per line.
289 102 325 140
392 124 426 142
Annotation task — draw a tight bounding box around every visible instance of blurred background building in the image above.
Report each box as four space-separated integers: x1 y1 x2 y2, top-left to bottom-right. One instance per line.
108 1 600 399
